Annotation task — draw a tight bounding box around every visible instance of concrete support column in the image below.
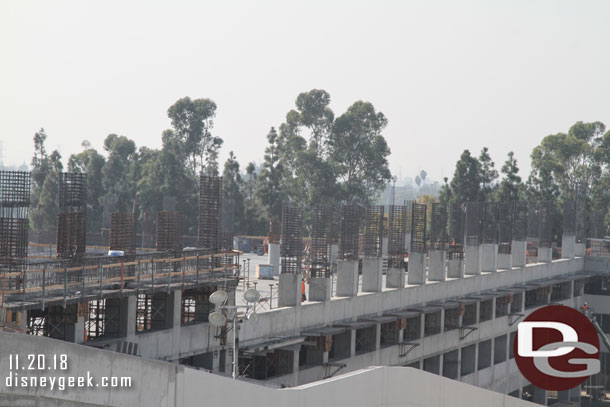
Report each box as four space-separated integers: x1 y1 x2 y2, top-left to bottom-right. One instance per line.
575 241 586 257
497 251 512 270
66 315 86 344
349 329 357 357
119 295 136 339
428 250 446 281
465 245 482 275
386 267 405 289
278 273 301 307
362 257 383 292
336 260 359 297
309 277 332 302
166 290 182 329
447 259 464 279
511 240 527 268
537 246 552 263
407 252 426 285
480 244 498 272
562 235 576 259
330 244 339 267
382 237 389 256
533 386 547 405
268 243 280 276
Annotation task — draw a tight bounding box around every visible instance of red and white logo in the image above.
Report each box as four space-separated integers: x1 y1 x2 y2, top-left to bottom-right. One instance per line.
514 305 600 391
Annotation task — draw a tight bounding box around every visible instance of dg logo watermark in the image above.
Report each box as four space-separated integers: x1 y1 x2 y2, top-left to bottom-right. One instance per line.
515 305 600 391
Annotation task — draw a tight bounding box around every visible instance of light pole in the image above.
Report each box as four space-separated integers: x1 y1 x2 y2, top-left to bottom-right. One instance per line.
209 288 261 380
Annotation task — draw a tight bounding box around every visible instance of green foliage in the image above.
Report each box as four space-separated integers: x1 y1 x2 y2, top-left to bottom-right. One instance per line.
256 127 286 221
449 150 482 203
479 147 498 200
496 151 523 202
31 150 63 230
68 143 106 231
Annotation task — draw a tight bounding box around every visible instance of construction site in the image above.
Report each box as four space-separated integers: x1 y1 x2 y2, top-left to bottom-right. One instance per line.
1 169 610 407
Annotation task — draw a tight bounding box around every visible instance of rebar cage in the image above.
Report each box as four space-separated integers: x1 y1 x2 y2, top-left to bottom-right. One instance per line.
411 203 427 254
388 205 406 268
430 202 448 251
465 202 483 247
157 211 183 251
448 202 465 259
198 175 222 251
109 212 137 255
498 201 514 254
512 201 528 242
0 171 30 273
280 204 303 274
310 204 332 278
364 205 384 257
57 172 87 259
481 202 498 244
538 200 554 248
339 203 360 261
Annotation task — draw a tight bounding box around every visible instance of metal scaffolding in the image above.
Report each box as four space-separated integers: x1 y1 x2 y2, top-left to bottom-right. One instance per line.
430 202 448 251
310 204 332 278
198 175 222 251
388 205 406 268
339 203 360 261
364 205 384 257
110 212 137 255
0 171 30 273
57 172 87 260
410 203 427 254
280 205 303 274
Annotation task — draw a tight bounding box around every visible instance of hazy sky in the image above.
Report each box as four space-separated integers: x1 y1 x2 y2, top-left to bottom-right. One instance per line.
1 0 609 183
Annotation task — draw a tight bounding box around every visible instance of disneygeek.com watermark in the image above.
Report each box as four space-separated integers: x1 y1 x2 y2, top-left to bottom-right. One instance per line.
4 354 131 390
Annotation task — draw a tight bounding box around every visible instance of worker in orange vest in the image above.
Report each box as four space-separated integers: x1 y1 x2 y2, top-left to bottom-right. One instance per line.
301 279 306 302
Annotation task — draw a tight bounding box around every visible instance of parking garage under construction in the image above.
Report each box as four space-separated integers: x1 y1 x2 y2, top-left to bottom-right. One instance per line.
1 169 610 406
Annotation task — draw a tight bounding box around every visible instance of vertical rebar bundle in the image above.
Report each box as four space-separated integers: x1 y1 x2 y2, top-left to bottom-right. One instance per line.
0 171 30 272
280 204 303 274
404 200 414 236
465 201 483 246
498 201 514 254
339 203 360 261
109 212 137 255
481 201 499 244
157 211 183 251
220 197 235 251
198 175 222 251
448 202 465 259
388 205 406 268
102 193 117 229
512 200 528 241
527 202 540 241
142 212 155 248
57 172 87 259
563 199 577 236
430 202 448 251
310 204 332 278
364 205 384 257
410 203 427 254
269 220 281 244
539 200 554 248
574 186 587 243
590 209 607 239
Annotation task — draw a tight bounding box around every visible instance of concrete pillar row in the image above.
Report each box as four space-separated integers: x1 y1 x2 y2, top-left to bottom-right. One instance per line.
428 250 447 281
362 257 383 292
336 260 359 297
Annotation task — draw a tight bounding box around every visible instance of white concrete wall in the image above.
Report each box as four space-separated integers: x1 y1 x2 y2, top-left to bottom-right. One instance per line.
0 331 538 407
